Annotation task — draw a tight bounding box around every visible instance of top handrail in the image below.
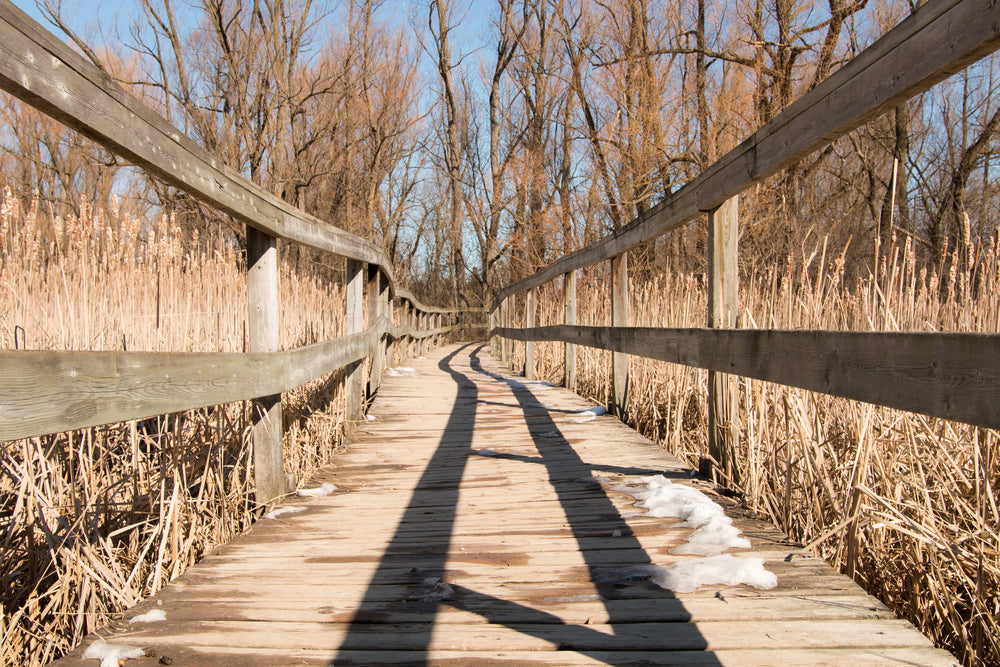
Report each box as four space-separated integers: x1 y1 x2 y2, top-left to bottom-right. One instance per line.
0 1 457 317
493 0 1000 306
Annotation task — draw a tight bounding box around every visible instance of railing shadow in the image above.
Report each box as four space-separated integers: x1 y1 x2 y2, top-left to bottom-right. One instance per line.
331 343 479 665
331 342 720 666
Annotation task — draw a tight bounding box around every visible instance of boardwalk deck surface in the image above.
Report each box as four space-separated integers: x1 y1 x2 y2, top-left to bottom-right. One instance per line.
55 342 957 666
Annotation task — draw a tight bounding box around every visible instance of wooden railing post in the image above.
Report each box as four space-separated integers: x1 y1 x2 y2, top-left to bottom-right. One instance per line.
611 253 629 418
406 303 414 358
367 267 384 399
246 227 285 506
525 288 535 380
564 270 577 391
707 196 740 485
504 297 512 370
418 311 426 358
345 260 365 427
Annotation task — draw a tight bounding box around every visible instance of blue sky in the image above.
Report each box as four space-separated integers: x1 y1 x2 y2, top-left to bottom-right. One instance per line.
14 0 495 61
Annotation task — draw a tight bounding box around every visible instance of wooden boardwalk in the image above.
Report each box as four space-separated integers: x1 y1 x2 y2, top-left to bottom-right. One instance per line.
55 343 957 666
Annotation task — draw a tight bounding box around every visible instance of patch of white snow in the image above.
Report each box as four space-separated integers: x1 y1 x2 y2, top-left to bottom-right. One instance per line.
82 638 144 666
128 609 166 623
263 506 306 519
570 405 607 423
617 476 749 555
647 555 777 593
296 483 336 498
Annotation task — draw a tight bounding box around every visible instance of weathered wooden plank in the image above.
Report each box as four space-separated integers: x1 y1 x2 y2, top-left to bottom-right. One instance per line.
246 227 285 505
525 288 536 380
366 267 385 398
53 646 959 667
564 271 577 391
56 619 941 652
493 0 1000 304
344 260 365 426
498 326 1000 430
611 254 629 417
0 320 470 440
707 197 739 483
0 324 383 441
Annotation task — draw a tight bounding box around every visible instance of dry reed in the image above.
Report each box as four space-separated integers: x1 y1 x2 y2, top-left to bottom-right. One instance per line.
0 187 355 665
511 231 999 667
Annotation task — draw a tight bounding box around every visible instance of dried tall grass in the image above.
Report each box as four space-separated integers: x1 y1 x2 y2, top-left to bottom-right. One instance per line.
515 231 999 667
0 187 353 665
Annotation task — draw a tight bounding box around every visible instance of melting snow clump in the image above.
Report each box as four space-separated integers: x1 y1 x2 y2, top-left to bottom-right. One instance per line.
297 483 336 498
264 506 306 519
128 609 166 623
387 366 417 377
570 405 607 423
648 555 777 593
82 639 144 666
365 414 376 422
613 475 777 593
617 476 749 555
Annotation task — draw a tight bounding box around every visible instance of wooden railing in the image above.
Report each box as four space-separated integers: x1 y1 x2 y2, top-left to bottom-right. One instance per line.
0 1 480 504
490 0 1000 480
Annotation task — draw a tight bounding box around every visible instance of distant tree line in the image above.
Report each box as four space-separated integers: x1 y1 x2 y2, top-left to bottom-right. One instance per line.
2 0 997 305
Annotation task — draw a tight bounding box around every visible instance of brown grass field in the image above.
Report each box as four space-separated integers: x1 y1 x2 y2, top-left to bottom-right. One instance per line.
1 188 997 666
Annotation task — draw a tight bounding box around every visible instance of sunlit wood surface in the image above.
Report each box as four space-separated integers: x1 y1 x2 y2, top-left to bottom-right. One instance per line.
52 343 957 666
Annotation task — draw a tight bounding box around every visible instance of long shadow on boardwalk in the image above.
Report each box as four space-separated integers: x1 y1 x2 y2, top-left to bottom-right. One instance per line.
332 342 719 666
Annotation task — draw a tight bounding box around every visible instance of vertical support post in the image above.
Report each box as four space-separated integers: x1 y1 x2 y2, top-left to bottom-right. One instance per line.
524 288 535 380
367 267 384 399
385 293 394 368
497 298 506 364
246 227 285 506
345 259 365 427
490 306 499 357
611 253 629 418
418 311 426 358
503 297 511 369
407 303 414 358
564 270 577 391
707 195 739 485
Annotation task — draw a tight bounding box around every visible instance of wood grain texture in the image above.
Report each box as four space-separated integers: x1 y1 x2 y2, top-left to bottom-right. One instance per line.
344 260 365 426
493 0 1000 304
564 271 577 391
611 255 629 417
525 288 536 380
246 227 285 505
496 326 1000 430
707 199 739 483
51 344 956 667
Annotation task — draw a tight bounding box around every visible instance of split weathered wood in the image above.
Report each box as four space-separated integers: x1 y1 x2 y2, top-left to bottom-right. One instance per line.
525 288 536 380
564 270 577 391
367 268 385 398
707 197 739 484
497 326 1000 430
51 343 957 666
246 227 285 505
0 320 465 442
611 254 629 418
493 0 1000 305
344 260 365 426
